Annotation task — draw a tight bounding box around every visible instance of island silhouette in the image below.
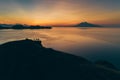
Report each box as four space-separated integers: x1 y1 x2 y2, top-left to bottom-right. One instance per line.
75 22 102 27
0 39 120 80
0 24 52 29
0 22 103 28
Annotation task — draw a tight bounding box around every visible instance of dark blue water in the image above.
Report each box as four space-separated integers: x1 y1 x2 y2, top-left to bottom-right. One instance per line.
0 27 120 67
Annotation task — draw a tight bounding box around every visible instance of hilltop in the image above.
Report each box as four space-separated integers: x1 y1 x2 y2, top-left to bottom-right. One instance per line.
75 22 102 27
0 39 120 80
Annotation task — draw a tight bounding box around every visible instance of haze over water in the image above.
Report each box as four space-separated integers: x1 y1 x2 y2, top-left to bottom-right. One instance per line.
0 27 120 67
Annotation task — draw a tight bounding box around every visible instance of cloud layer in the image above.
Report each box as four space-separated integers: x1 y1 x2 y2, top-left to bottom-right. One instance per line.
0 0 120 25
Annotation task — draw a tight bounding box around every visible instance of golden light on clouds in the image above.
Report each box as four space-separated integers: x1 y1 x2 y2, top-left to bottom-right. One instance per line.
0 0 120 26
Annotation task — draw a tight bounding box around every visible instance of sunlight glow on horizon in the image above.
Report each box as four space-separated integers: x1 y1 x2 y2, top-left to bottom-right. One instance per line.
0 0 120 26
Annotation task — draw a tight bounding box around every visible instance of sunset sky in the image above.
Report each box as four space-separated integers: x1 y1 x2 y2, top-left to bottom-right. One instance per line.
0 0 120 26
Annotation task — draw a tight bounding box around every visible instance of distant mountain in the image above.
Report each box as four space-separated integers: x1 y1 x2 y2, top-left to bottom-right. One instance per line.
0 24 11 29
75 22 102 27
0 24 13 27
0 24 52 29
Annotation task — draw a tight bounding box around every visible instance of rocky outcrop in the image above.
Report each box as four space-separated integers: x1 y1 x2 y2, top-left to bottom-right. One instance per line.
0 39 120 80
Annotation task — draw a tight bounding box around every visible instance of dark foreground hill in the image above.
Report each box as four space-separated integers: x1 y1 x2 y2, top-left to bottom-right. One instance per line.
0 39 120 80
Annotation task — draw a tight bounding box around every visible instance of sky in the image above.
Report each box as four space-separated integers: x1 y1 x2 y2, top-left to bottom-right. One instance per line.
0 0 120 26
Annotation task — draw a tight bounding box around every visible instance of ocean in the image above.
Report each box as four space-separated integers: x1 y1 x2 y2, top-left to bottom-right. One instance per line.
0 27 120 67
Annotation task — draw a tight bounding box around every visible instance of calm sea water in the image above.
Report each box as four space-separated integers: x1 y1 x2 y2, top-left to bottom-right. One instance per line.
0 27 120 67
